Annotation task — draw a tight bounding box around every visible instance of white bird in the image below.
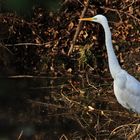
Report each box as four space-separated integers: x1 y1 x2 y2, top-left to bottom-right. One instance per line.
80 15 140 114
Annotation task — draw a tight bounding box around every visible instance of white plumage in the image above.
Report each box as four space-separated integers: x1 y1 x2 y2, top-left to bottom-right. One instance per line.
80 15 140 114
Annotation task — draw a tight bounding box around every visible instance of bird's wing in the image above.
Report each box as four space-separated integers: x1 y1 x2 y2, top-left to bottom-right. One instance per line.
115 70 140 96
125 72 140 96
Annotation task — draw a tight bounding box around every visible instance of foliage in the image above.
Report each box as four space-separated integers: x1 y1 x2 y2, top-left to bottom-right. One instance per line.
0 0 140 139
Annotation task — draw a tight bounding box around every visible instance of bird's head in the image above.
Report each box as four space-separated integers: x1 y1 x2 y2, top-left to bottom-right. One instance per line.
79 14 108 25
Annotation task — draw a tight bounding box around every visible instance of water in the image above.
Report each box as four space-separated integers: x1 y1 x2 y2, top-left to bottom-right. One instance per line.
0 75 75 139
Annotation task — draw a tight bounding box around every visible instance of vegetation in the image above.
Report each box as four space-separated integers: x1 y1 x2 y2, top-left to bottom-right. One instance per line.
0 0 140 139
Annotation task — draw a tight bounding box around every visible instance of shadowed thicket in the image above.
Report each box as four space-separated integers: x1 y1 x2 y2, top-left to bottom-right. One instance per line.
0 0 140 139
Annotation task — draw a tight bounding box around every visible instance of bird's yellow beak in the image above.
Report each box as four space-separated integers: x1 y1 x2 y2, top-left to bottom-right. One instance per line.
79 17 96 21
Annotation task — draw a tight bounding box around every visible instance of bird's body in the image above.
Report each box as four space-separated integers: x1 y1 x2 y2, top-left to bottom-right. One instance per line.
114 69 140 113
80 15 140 114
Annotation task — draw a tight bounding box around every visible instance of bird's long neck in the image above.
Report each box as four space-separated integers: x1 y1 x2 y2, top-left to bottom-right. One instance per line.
102 22 121 79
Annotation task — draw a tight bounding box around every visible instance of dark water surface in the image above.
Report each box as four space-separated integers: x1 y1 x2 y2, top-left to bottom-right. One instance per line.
0 76 75 140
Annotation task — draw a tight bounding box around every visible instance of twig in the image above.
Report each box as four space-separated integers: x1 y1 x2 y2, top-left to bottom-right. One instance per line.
8 75 36 78
68 0 89 56
68 80 80 92
110 123 140 139
59 134 68 140
101 7 140 24
128 124 140 140
3 75 69 79
17 130 23 140
85 63 99 89
86 72 97 90
121 0 135 10
5 42 51 47
0 43 14 55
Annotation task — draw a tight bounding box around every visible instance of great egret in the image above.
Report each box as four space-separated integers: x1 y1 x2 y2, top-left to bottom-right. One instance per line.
80 15 140 114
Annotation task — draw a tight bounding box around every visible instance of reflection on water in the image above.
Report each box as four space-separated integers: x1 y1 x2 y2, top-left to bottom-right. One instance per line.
0 73 106 139
0 75 76 139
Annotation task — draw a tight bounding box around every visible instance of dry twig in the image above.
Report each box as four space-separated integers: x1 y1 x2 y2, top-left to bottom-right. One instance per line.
68 0 89 56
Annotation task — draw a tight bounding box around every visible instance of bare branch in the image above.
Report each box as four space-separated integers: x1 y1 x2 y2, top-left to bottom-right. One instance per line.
68 0 89 56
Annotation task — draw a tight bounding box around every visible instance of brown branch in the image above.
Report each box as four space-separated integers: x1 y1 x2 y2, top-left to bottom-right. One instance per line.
86 72 97 90
5 75 66 79
5 42 51 47
68 0 89 56
101 7 140 24
128 124 140 140
17 130 23 140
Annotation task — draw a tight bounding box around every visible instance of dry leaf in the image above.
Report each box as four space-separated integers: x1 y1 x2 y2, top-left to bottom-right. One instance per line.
68 22 74 30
